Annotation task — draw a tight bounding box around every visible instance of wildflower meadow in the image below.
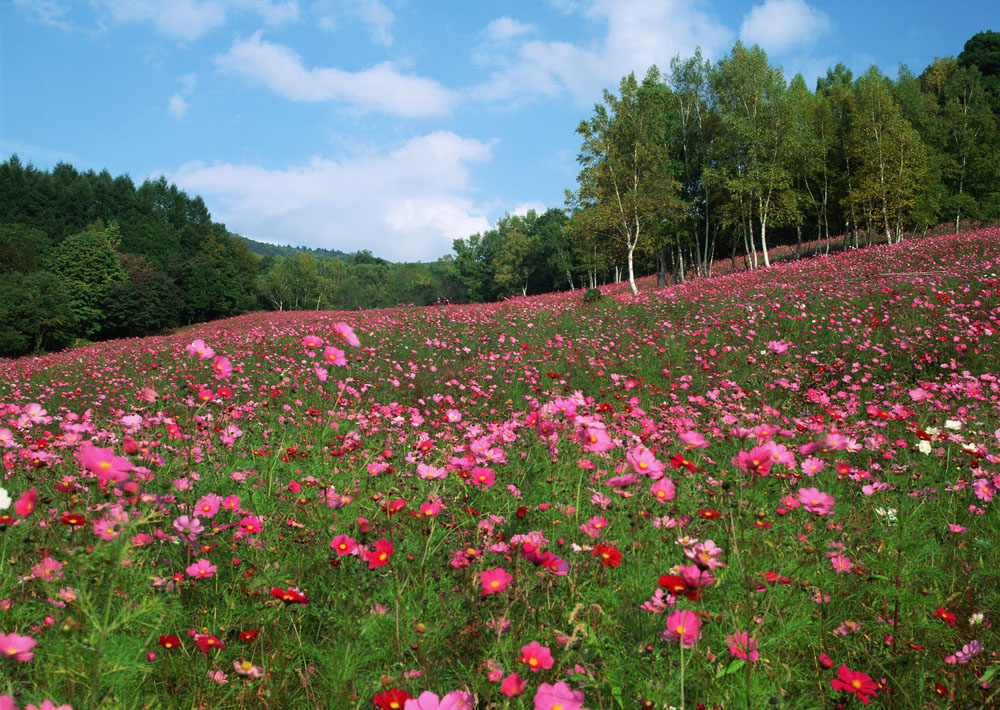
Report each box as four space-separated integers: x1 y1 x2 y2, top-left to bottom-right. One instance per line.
1 229 999 710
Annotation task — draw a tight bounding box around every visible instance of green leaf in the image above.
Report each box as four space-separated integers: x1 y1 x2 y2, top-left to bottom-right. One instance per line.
716 658 746 678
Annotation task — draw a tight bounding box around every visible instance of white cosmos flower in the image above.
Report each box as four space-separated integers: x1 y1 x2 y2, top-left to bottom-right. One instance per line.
917 439 933 455
0 487 11 510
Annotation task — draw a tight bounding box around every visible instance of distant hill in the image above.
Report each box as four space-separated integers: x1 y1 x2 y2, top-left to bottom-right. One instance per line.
237 235 346 260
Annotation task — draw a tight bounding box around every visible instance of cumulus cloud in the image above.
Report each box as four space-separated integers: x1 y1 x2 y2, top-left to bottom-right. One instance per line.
168 93 188 118
484 16 535 42
214 32 456 117
91 0 298 41
315 0 394 47
739 0 831 54
169 131 494 262
472 0 733 106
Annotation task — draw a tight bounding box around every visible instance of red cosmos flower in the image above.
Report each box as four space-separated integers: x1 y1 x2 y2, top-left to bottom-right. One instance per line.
270 587 310 605
932 607 957 625
658 575 687 594
238 630 260 642
761 571 793 584
195 634 226 654
60 512 87 526
158 634 181 649
372 688 411 709
670 454 698 473
830 665 879 705
591 545 622 567
698 508 722 519
362 539 394 569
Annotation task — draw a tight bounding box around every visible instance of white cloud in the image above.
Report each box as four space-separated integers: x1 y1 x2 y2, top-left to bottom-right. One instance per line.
511 201 547 217
484 17 535 42
315 0 394 47
91 0 298 41
169 131 494 262
214 32 456 117
168 93 189 118
739 0 831 54
13 0 75 31
472 0 733 106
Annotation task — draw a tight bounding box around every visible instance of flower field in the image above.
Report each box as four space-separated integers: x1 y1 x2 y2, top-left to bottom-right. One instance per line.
1 229 999 710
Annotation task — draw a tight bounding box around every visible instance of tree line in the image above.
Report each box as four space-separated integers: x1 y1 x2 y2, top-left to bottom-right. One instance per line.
2 31 998 356
453 31 1000 297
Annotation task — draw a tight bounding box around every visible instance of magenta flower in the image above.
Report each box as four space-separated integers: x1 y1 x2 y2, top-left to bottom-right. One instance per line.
480 567 513 595
185 339 215 359
404 690 473 710
663 609 700 647
27 702 73 710
725 630 760 661
13 487 38 517
186 559 217 579
333 322 361 347
500 673 526 697
533 681 584 710
798 487 835 516
211 355 232 378
0 631 37 661
330 534 357 556
827 552 853 573
78 445 132 487
322 346 347 366
649 477 676 502
302 335 323 348
520 641 554 672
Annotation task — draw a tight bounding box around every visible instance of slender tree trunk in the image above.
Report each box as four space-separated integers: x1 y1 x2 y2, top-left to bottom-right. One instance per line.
759 197 771 268
796 224 803 259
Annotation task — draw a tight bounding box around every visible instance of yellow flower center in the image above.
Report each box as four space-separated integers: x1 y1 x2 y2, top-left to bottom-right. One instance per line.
99 461 111 470
676 624 686 634
529 658 538 666
490 581 500 588
852 680 862 689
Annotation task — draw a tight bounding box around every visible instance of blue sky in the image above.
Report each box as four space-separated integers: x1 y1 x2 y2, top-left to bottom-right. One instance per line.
2 1 996 261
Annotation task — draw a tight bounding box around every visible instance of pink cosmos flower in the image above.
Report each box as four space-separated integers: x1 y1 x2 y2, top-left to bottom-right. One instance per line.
404 691 473 710
500 673 526 697
827 552 853 573
578 422 614 452
185 339 215 359
186 559 217 579
27 702 73 710
766 340 789 354
649 478 676 503
302 335 324 348
211 356 232 378
626 446 664 477
798 487 835 516
663 609 700 647
79 444 132 487
333 322 361 347
330 534 357 556
520 641 554 672
13 487 38 517
0 696 13 710
419 500 442 518
480 568 513 595
533 681 585 710
0 632 37 661
322 346 347 367
735 443 774 475
726 630 760 661
679 430 709 449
